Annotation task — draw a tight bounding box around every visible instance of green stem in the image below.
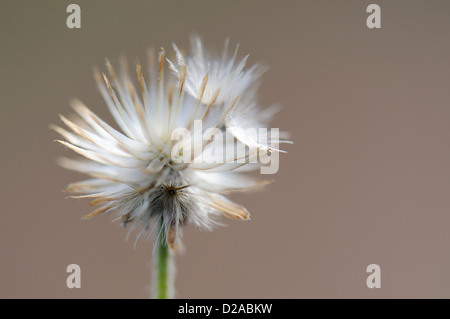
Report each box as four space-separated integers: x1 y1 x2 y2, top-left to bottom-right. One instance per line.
156 236 170 299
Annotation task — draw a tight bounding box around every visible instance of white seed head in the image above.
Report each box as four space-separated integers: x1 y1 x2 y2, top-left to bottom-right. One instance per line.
53 35 291 250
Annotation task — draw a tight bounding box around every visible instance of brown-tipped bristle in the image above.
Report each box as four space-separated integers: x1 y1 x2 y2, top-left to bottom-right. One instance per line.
127 81 138 107
198 73 209 101
102 73 114 95
167 82 174 107
174 184 190 191
65 181 101 193
178 65 187 95
135 58 146 99
120 213 134 226
82 205 113 219
59 114 96 145
127 77 147 135
88 197 115 206
207 195 250 220
105 58 116 81
158 47 165 81
102 73 122 112
202 88 220 120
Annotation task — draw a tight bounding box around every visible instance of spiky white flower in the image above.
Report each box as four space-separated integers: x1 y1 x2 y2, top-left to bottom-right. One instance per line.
168 35 265 106
168 35 288 153
53 37 290 250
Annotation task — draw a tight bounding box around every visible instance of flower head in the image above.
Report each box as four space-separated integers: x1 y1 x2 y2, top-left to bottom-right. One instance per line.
53 36 290 250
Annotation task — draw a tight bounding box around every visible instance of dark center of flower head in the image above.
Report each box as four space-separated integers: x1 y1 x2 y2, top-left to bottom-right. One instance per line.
162 183 190 197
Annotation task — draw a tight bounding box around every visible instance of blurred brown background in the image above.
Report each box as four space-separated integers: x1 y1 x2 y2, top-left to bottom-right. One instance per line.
0 0 449 298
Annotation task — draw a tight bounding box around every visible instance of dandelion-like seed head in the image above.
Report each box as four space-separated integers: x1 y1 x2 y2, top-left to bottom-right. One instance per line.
53 35 291 251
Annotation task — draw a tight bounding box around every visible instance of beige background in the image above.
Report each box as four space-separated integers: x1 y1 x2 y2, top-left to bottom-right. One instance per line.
0 1 449 298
